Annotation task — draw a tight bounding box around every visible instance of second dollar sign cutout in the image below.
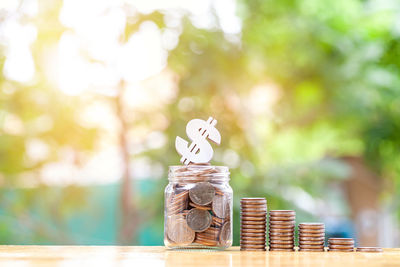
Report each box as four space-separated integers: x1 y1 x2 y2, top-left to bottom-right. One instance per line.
176 117 221 165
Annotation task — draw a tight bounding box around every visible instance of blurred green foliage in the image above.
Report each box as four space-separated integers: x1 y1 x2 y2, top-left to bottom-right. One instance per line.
161 0 400 244
0 0 399 245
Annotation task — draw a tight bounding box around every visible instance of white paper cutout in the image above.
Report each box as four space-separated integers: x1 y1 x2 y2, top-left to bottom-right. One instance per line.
175 117 221 165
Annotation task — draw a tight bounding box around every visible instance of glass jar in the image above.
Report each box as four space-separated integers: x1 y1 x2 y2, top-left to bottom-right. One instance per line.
164 164 233 249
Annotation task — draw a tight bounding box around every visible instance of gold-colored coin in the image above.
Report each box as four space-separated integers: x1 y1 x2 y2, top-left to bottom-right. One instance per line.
240 198 267 204
356 247 382 252
269 216 296 221
298 223 324 229
269 210 295 216
328 238 354 245
241 224 266 229
299 248 325 252
328 248 354 252
329 244 355 249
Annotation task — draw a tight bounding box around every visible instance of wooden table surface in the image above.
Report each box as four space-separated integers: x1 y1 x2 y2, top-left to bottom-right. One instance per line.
0 246 398 266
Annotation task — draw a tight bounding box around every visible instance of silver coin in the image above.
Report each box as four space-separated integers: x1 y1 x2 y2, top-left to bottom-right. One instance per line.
212 194 228 218
186 208 212 232
168 218 195 245
189 182 215 205
219 221 231 247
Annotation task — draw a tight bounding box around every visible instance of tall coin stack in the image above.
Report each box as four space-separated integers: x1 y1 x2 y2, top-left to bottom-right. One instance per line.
268 210 295 251
328 238 355 252
298 223 325 252
240 198 267 251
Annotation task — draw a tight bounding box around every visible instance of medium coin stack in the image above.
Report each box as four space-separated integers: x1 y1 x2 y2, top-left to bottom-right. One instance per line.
268 210 295 251
298 223 325 252
240 198 267 251
328 238 355 252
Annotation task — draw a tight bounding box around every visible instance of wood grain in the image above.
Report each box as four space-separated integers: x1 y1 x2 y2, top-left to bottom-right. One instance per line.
0 246 397 266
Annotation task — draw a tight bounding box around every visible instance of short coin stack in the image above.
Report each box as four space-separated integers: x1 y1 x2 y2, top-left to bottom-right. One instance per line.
356 247 383 253
269 210 296 251
328 238 355 252
240 198 267 251
298 223 325 252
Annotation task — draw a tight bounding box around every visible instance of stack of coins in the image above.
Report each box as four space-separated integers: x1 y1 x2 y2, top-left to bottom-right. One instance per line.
240 198 267 251
356 247 383 253
268 210 295 251
328 238 355 252
298 223 325 252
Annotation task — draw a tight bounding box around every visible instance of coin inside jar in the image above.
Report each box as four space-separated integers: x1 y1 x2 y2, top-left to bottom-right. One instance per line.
212 194 228 218
186 208 212 232
219 221 231 247
189 182 215 205
168 218 195 245
189 202 212 210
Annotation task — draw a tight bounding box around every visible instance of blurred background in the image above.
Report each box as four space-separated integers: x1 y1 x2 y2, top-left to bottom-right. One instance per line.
0 0 399 247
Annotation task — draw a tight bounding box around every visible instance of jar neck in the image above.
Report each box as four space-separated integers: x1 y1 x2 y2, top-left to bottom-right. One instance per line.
168 165 230 183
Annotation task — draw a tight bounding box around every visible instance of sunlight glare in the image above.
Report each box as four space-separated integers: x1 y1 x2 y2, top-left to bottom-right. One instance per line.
247 83 281 115
118 21 167 83
2 20 37 83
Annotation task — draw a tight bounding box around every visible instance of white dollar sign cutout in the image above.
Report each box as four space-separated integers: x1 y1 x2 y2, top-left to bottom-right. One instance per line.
175 117 221 165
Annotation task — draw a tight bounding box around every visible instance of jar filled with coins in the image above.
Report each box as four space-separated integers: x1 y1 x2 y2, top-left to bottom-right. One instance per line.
164 164 232 249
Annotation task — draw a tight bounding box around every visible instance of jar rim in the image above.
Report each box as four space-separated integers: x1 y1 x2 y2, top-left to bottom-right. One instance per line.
168 165 230 182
